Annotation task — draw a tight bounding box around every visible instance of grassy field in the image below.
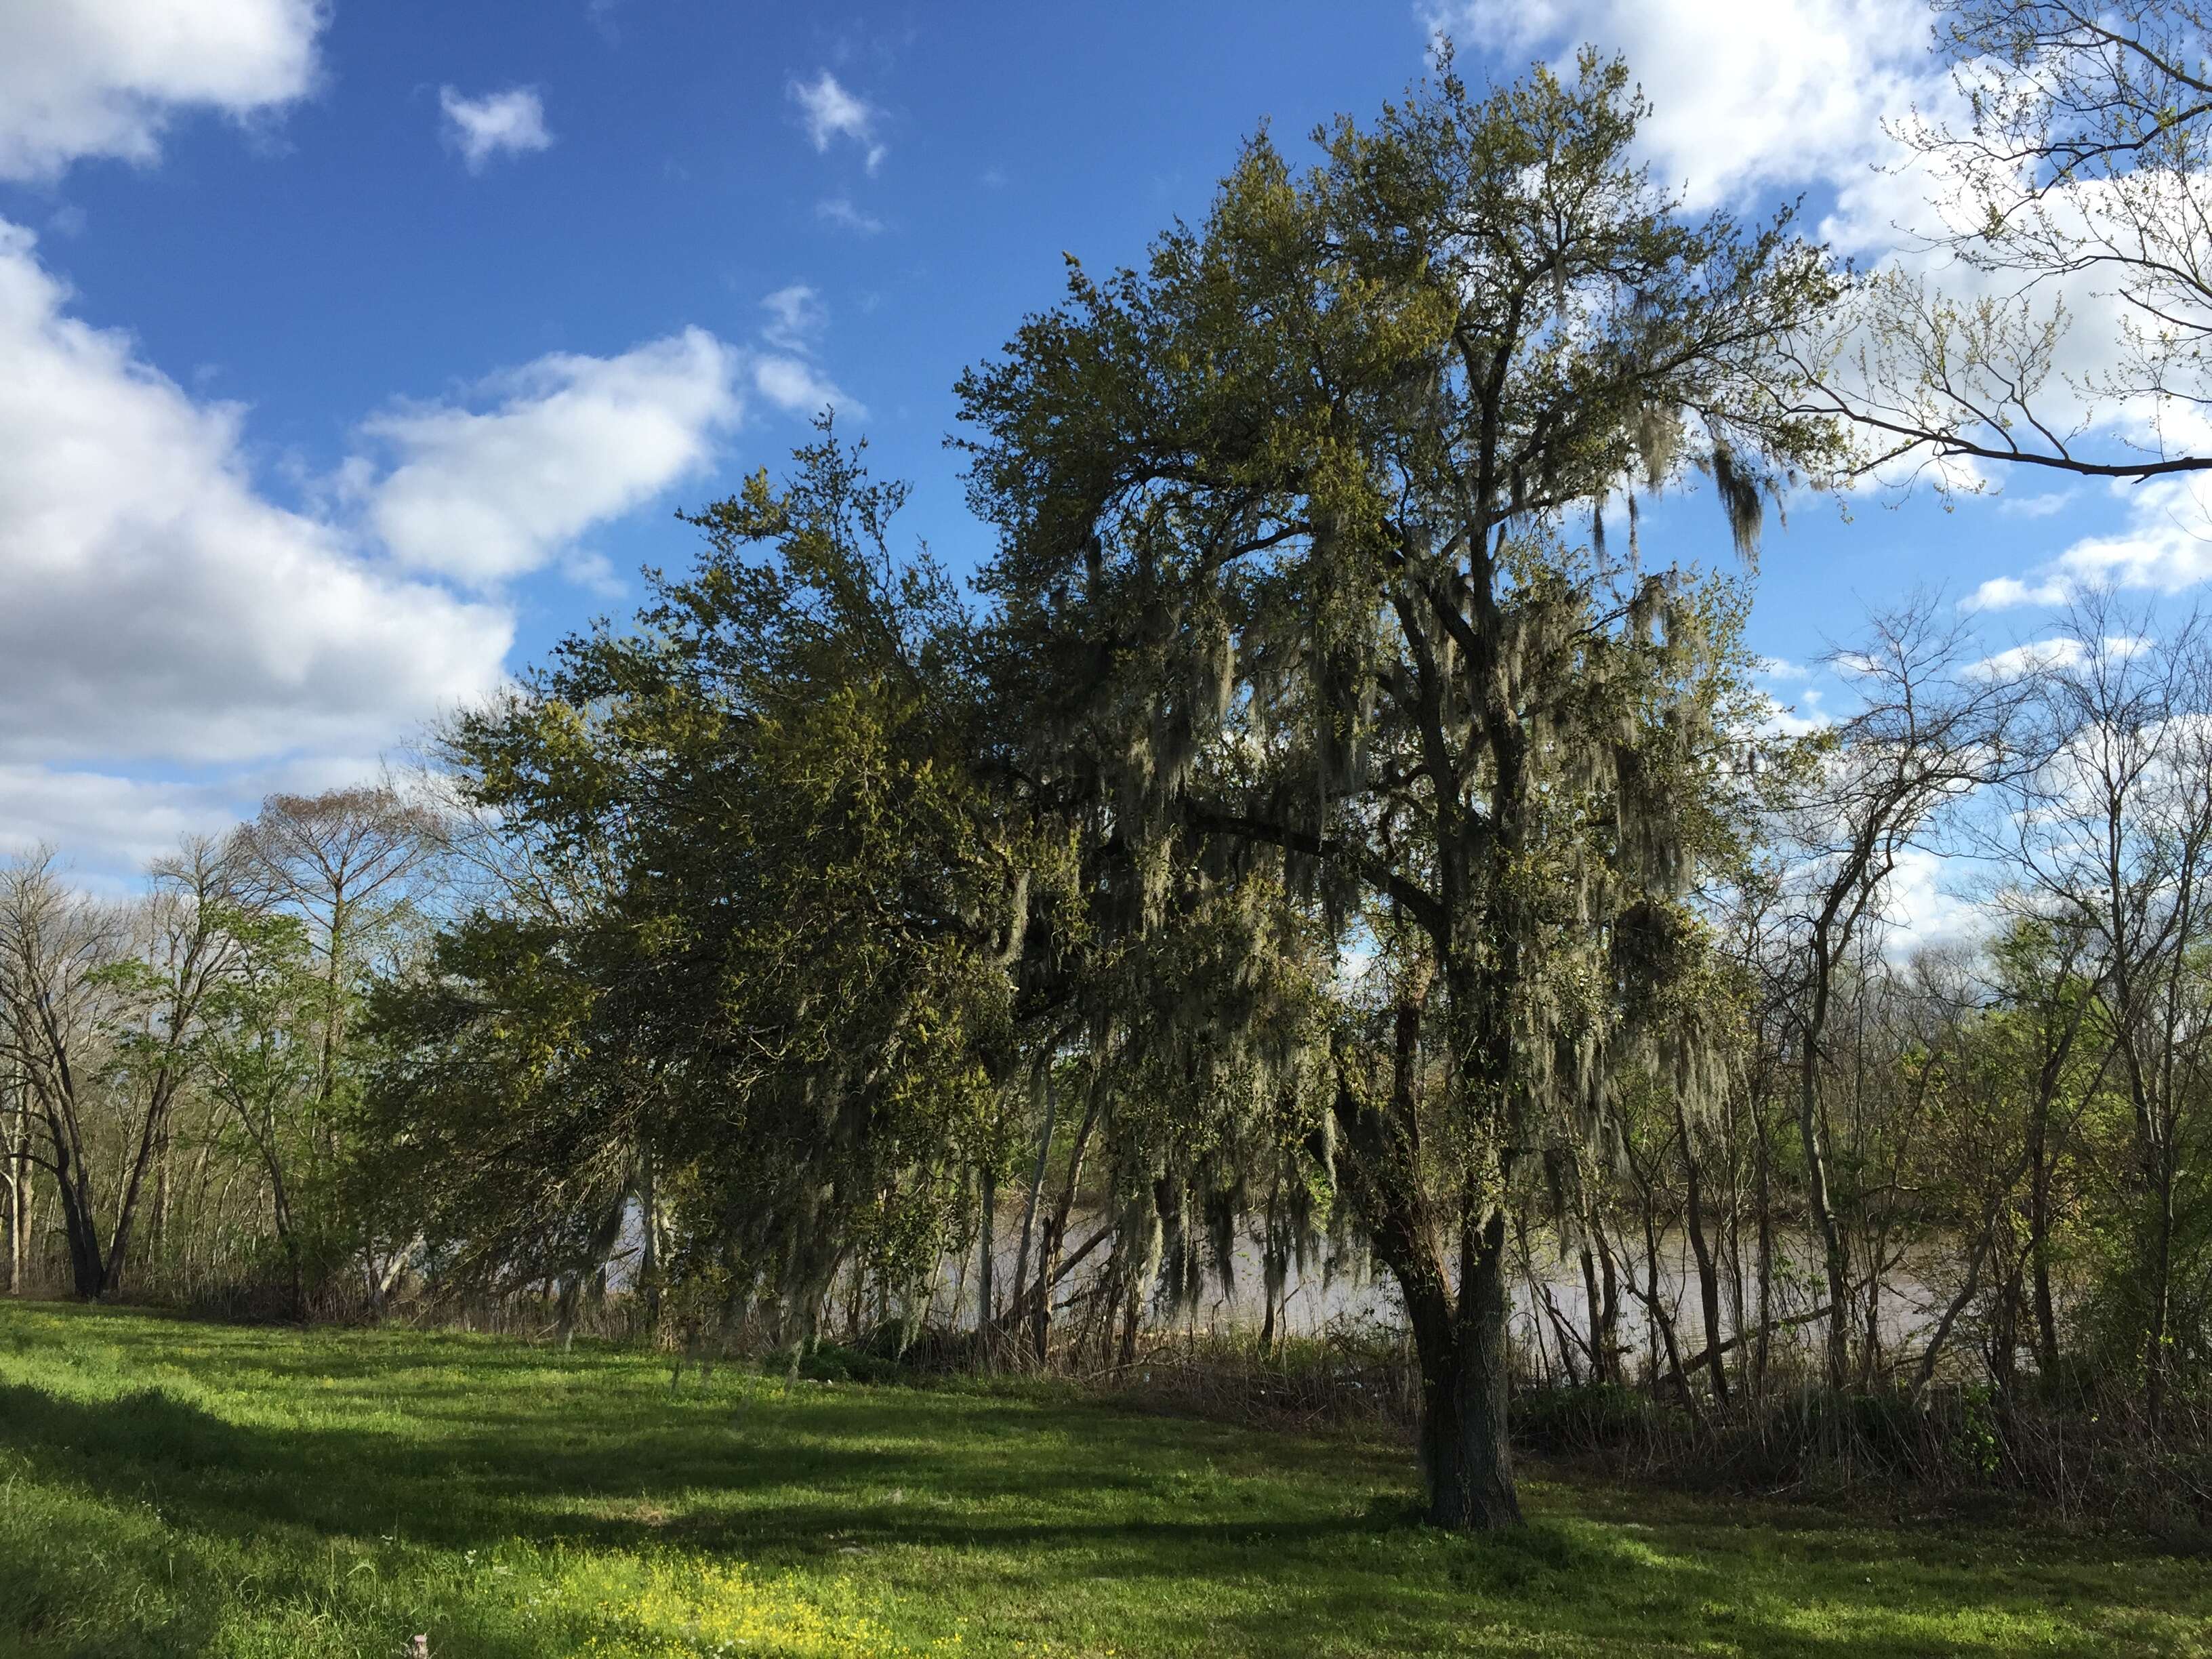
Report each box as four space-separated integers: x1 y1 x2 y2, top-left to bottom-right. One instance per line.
1 1304 2207 1659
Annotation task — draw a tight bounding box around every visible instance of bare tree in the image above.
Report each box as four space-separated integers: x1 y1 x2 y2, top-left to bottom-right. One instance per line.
230 787 444 1118
1804 1 2212 484
2002 595 2212 1418
0 844 251 1299
1 1060 35 1293
100 839 251 1295
0 853 124 1298
1774 598 2028 1385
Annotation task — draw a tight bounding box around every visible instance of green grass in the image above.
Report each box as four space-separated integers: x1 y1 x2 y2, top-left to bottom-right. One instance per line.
0 1304 2205 1658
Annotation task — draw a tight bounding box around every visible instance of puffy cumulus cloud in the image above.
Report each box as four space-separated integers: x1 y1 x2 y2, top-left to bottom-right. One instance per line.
0 766 236 874
790 70 886 173
1878 844 1989 959
438 85 552 172
1963 638 2089 680
2047 476 2212 594
1750 657 1829 737
0 758 379 886
0 224 512 773
1965 473 2212 609
356 329 741 586
0 0 323 181
1819 154 2175 397
1429 0 1940 210
1965 573 2072 613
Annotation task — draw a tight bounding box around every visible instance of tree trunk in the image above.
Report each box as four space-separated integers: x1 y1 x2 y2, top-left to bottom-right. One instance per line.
1577 1240 1609 1385
1329 987 1523 1531
101 1076 183 1300
1031 1092 1099 1363
638 1143 661 1334
1675 1097 1730 1402
58 1172 105 1300
1 1158 17 1296
976 1162 997 1343
557 1200 628 1349
2144 1146 2175 1427
1410 1213 1521 1531
1753 1097 1775 1398
1861 1263 1883 1389
2026 1107 2061 1378
1796 1046 1851 1389
1114 1267 1141 1369
0 1107 21 1296
1010 1059 1057 1343
148 1118 173 1278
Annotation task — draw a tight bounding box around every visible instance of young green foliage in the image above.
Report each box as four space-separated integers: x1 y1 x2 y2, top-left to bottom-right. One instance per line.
367 430 1063 1342
959 49 1845 1526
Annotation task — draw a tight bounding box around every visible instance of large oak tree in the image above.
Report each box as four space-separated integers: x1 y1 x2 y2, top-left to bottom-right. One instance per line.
958 51 1844 1528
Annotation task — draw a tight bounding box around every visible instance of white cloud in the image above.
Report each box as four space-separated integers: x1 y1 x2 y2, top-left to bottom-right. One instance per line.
0 756 377 883
1997 491 2074 520
439 85 552 172
0 0 323 181
1429 0 1939 211
0 766 237 875
760 283 825 352
1426 1 2190 523
0 223 512 773
2048 476 2212 595
815 197 884 234
1965 638 2086 680
0 224 785 877
356 329 741 586
1965 573 2072 612
790 70 886 173
0 14 772 878
1755 691 1829 738
558 548 626 598
1965 473 2212 609
743 285 861 418
752 356 862 419
1879 844 1988 959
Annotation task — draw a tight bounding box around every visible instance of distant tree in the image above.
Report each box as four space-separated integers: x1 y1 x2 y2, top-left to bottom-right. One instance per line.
194 907 329 1317
367 431 1057 1346
1999 600 2212 1418
0 1063 31 1294
958 51 1845 1528
0 842 244 1299
0 855 112 1296
98 838 251 1296
230 786 445 1116
1767 600 2026 1386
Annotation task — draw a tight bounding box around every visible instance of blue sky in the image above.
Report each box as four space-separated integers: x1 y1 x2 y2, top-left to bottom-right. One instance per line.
0 0 2197 894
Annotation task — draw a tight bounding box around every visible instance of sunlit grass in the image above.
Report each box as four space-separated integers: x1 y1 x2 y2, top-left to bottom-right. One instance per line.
1 1301 2205 1657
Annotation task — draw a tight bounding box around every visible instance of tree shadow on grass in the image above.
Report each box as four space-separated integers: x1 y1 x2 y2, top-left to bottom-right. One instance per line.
3 1316 2203 1658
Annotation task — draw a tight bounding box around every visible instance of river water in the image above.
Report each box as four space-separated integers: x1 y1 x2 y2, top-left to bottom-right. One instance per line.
926 1209 1948 1374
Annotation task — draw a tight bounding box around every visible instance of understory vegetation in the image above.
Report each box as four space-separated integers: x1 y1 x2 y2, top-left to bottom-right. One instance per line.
9 3 2212 1542
5 1303 2211 1659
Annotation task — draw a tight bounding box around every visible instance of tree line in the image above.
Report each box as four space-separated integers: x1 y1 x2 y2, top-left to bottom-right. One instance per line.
8 5 2212 1532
